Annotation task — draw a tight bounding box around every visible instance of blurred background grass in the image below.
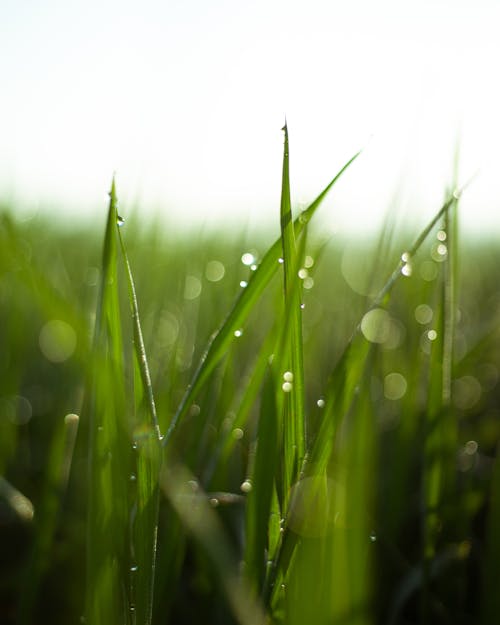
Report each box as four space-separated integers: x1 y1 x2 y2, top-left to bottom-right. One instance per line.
0 202 499 624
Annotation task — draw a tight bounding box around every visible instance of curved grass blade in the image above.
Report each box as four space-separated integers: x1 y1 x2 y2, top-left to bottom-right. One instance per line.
162 148 362 448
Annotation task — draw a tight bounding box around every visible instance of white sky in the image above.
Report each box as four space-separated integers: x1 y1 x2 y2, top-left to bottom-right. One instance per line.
1 0 499 236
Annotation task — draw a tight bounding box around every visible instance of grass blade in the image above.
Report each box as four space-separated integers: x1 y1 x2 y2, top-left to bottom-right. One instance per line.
117 216 162 624
162 148 362 447
85 178 131 624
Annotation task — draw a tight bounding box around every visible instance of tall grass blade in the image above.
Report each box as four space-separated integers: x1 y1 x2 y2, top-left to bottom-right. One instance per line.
277 123 306 503
85 178 131 624
117 221 162 624
162 148 362 447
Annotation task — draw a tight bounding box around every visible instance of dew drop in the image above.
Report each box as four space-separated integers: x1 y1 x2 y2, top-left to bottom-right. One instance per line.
317 398 325 408
130 564 138 572
437 230 447 241
401 263 412 277
427 329 438 341
239 280 248 288
209 497 219 507
278 257 284 264
282 381 293 393
283 371 294 382
232 427 244 440
130 473 136 482
117 215 125 227
298 268 309 279
241 252 255 266
250 264 257 271
240 480 252 493
370 531 377 543
234 329 243 338
401 252 411 263
300 303 305 310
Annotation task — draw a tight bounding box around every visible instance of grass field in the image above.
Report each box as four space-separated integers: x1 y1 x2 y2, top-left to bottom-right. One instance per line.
1 129 499 624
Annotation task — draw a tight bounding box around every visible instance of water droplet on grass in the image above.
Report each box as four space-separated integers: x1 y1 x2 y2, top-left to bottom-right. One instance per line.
241 252 255 266
298 268 309 279
283 371 294 382
370 531 377 542
130 564 138 572
401 263 412 277
232 428 244 440
117 215 125 227
209 497 219 507
240 480 252 493
437 230 447 241
317 398 325 408
282 381 293 393
278 257 284 264
239 280 248 288
234 329 243 338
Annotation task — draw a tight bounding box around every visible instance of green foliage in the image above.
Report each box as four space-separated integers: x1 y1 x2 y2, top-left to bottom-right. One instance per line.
0 131 499 625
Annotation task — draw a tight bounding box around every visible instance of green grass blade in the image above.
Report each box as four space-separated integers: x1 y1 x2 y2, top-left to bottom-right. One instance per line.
162 148 361 447
278 123 306 499
117 219 162 625
243 368 279 596
85 178 131 624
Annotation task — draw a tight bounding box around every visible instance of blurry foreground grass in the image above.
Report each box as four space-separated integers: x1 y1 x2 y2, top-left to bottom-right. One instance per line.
1 133 500 624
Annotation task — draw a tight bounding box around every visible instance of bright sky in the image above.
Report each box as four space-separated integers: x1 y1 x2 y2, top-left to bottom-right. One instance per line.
1 0 499 236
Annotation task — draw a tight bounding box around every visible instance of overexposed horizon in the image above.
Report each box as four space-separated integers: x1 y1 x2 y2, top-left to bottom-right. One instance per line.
1 0 499 237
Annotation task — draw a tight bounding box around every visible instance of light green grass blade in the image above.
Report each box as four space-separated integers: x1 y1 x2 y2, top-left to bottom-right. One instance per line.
85 178 131 624
162 149 362 447
278 123 306 501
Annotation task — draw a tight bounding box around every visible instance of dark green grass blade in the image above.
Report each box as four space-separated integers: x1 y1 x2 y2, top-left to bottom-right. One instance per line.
19 413 79 624
117 222 162 625
85 179 131 624
162 149 362 447
160 464 268 625
243 368 279 596
481 441 500 623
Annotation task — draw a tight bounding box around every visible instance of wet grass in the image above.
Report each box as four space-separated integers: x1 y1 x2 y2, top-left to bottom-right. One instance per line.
1 130 499 624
